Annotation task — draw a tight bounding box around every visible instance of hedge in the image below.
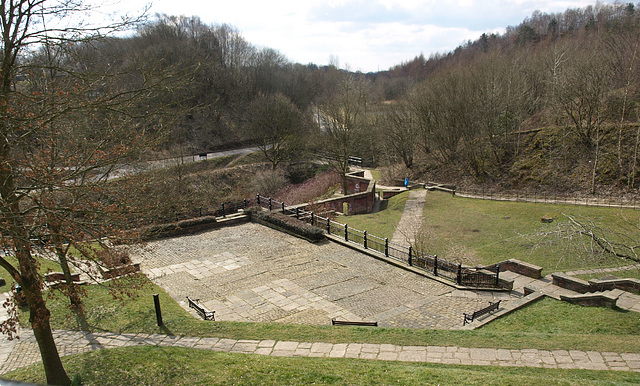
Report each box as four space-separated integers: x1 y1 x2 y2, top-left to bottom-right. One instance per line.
247 207 325 242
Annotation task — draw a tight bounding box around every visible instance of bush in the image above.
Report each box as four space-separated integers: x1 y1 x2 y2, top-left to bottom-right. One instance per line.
98 250 132 269
248 208 325 242
249 169 288 196
140 223 178 239
273 171 340 204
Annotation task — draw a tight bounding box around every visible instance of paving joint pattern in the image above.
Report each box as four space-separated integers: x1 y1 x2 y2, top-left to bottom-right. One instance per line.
1 330 639 374
127 223 516 330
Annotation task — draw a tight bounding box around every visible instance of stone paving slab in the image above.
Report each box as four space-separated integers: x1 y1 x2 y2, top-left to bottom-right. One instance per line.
128 223 520 330
2 330 639 375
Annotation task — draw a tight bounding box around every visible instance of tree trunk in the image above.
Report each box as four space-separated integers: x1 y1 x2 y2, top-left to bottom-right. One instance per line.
0 146 70 384
18 246 71 385
50 222 82 308
591 128 601 195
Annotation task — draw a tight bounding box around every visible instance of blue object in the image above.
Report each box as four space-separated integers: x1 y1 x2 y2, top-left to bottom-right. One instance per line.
404 177 409 187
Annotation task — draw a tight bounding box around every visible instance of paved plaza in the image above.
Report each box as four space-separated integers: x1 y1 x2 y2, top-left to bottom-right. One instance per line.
129 222 515 330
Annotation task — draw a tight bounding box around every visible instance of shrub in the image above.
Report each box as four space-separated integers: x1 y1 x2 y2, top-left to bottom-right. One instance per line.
140 216 219 240
273 171 340 204
140 223 178 240
249 168 288 196
248 208 325 242
97 250 132 269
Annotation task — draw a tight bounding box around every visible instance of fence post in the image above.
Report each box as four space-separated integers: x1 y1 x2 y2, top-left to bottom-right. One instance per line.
495 266 500 287
243 198 247 208
327 218 331 234
344 224 348 242
311 212 314 226
296 207 300 219
269 197 272 211
408 246 412 266
385 238 389 257
363 230 367 249
433 255 438 276
257 194 261 207
221 203 225 217
282 202 285 214
456 264 462 285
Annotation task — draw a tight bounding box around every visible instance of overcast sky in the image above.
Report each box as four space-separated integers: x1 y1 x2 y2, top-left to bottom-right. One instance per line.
109 0 618 72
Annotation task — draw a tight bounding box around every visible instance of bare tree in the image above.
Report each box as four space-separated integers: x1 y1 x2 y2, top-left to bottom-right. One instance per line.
317 73 370 194
549 38 613 193
381 98 418 170
245 93 307 170
0 1 158 384
521 214 640 271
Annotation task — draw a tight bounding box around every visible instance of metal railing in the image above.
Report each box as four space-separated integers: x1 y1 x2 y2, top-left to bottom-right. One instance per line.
140 193 502 289
252 194 501 289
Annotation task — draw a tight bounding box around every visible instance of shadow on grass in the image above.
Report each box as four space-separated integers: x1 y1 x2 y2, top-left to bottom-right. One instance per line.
158 324 174 335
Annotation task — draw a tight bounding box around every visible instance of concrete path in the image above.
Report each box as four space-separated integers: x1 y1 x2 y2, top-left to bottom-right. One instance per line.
1 330 639 374
390 189 427 246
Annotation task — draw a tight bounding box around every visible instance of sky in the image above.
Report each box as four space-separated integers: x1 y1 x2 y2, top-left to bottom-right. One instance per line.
105 0 619 72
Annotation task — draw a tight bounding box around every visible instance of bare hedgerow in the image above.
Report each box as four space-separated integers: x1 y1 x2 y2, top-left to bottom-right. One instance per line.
273 171 341 205
249 168 288 196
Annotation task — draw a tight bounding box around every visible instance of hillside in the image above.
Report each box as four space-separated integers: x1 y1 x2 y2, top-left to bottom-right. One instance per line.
373 3 640 196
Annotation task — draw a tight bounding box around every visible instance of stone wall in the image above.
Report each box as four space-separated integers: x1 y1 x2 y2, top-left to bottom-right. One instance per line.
489 259 543 279
298 171 376 215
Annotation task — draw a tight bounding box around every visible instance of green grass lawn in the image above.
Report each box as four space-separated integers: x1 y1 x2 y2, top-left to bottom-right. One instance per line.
418 191 640 273
575 267 640 281
0 254 64 291
4 278 640 384
7 346 640 386
33 279 640 354
338 190 410 240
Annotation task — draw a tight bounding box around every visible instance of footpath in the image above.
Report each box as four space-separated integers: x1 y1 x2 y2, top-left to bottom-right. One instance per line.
1 329 639 374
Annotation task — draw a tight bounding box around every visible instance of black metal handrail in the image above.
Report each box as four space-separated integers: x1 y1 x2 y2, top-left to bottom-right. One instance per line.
141 193 502 289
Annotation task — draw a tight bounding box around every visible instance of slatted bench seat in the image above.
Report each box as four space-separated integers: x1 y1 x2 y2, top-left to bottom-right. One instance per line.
331 319 378 327
463 300 501 325
186 296 215 320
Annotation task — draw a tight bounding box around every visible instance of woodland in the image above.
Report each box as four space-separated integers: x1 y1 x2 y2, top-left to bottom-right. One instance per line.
78 2 640 198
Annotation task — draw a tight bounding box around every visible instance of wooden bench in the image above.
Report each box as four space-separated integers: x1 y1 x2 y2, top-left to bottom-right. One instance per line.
463 300 501 325
331 319 378 327
186 296 215 320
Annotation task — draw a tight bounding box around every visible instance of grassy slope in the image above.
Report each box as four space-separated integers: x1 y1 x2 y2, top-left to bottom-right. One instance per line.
337 190 410 240
418 191 640 273
4 276 640 384
8 346 640 385
35 280 640 354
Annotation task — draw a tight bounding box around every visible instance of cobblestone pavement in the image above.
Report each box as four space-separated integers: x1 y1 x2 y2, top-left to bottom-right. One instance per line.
2 330 639 374
129 223 513 329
